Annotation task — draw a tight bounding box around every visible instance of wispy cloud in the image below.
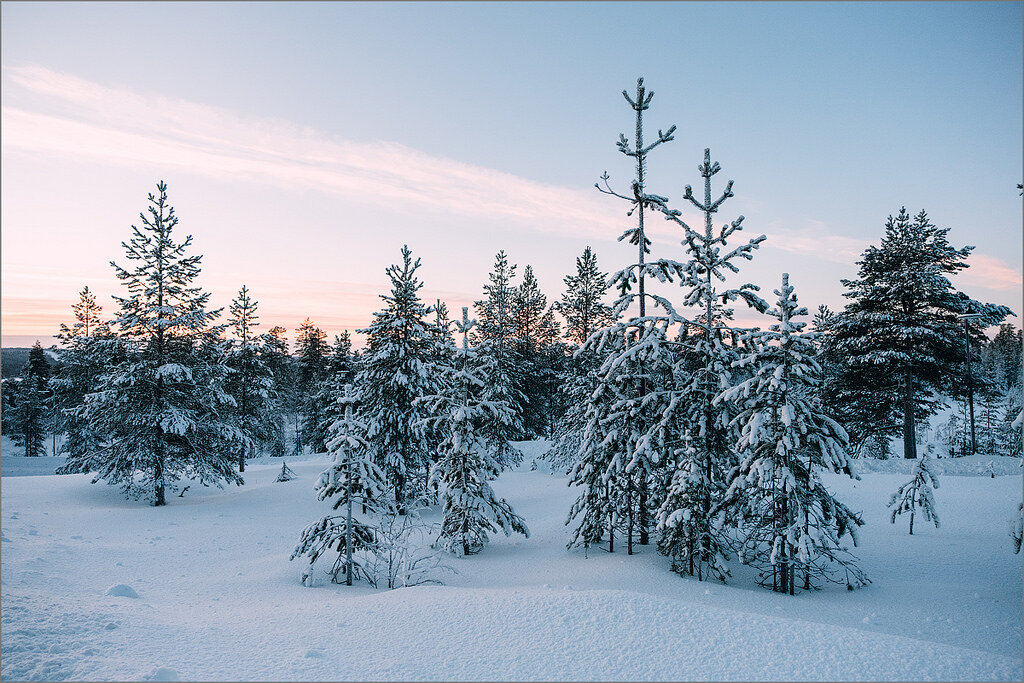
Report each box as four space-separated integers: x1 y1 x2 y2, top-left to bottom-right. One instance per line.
956 253 1023 293
760 220 869 264
2 64 625 241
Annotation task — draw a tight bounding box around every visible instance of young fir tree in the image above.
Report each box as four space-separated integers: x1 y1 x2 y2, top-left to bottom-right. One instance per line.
60 181 245 505
569 78 678 556
261 325 293 457
888 449 940 535
716 274 866 593
296 318 330 453
559 246 616 348
317 331 357 445
548 247 615 471
422 302 456 497
291 385 390 586
512 265 555 437
827 208 1013 458
474 251 526 468
224 285 278 471
52 287 113 463
356 245 437 514
648 146 769 581
423 308 529 555
16 341 52 457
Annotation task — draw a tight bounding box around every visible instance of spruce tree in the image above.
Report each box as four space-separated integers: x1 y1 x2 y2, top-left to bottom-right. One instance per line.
261 325 293 457
317 331 357 446
827 208 1013 458
548 247 614 471
474 251 526 468
717 274 866 593
292 385 390 586
513 265 560 437
422 303 456 496
18 341 52 457
888 450 941 535
356 245 436 513
59 181 245 505
559 246 615 347
295 318 330 453
423 308 529 555
224 285 278 471
52 287 113 463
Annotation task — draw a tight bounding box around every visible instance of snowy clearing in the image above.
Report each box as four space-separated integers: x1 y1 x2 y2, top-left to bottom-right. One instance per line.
1 441 1021 681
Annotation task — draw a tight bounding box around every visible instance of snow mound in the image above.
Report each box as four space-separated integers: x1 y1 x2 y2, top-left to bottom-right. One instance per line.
141 667 179 681
272 585 1021 681
105 584 139 598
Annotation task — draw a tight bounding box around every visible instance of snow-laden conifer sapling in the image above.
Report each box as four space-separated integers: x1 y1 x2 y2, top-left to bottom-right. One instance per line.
291 384 388 586
422 307 529 556
356 245 437 513
888 449 941 535
716 273 867 593
473 250 526 468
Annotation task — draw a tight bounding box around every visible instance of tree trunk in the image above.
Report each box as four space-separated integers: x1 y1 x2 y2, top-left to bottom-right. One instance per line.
346 456 353 586
638 477 649 545
902 369 917 459
154 437 166 507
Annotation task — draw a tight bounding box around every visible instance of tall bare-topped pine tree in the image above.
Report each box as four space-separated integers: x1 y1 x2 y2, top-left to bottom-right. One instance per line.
569 78 677 554
652 148 768 581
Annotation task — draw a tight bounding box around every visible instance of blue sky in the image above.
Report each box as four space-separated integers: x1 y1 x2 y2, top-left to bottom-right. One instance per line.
2 2 1021 347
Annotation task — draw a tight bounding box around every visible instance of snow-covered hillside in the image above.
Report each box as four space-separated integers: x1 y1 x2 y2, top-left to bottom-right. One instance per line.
1 441 1021 681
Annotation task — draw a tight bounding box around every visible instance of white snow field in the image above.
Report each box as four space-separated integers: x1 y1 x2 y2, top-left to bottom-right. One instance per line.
2 441 1021 681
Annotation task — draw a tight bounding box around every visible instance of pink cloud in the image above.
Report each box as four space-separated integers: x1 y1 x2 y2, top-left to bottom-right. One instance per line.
2 65 624 242
956 252 1023 292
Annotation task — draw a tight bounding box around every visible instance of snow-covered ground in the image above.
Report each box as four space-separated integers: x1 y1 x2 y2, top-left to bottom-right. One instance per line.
1 441 1021 681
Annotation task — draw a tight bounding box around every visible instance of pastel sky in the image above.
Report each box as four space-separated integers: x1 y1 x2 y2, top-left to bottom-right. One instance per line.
2 2 1021 349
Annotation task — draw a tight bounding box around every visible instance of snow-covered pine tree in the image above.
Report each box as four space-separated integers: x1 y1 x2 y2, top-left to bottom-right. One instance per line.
512 265 556 437
60 181 245 505
569 78 678 555
423 307 529 555
224 285 279 471
548 247 615 471
534 310 567 438
261 325 293 457
356 245 436 513
315 332 357 456
888 449 940 535
422 301 456 498
275 460 297 482
291 384 390 586
648 146 769 581
997 379 1023 458
717 274 866 593
474 251 526 468
827 208 1013 459
559 246 616 348
295 318 330 453
51 287 113 463
15 341 52 456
